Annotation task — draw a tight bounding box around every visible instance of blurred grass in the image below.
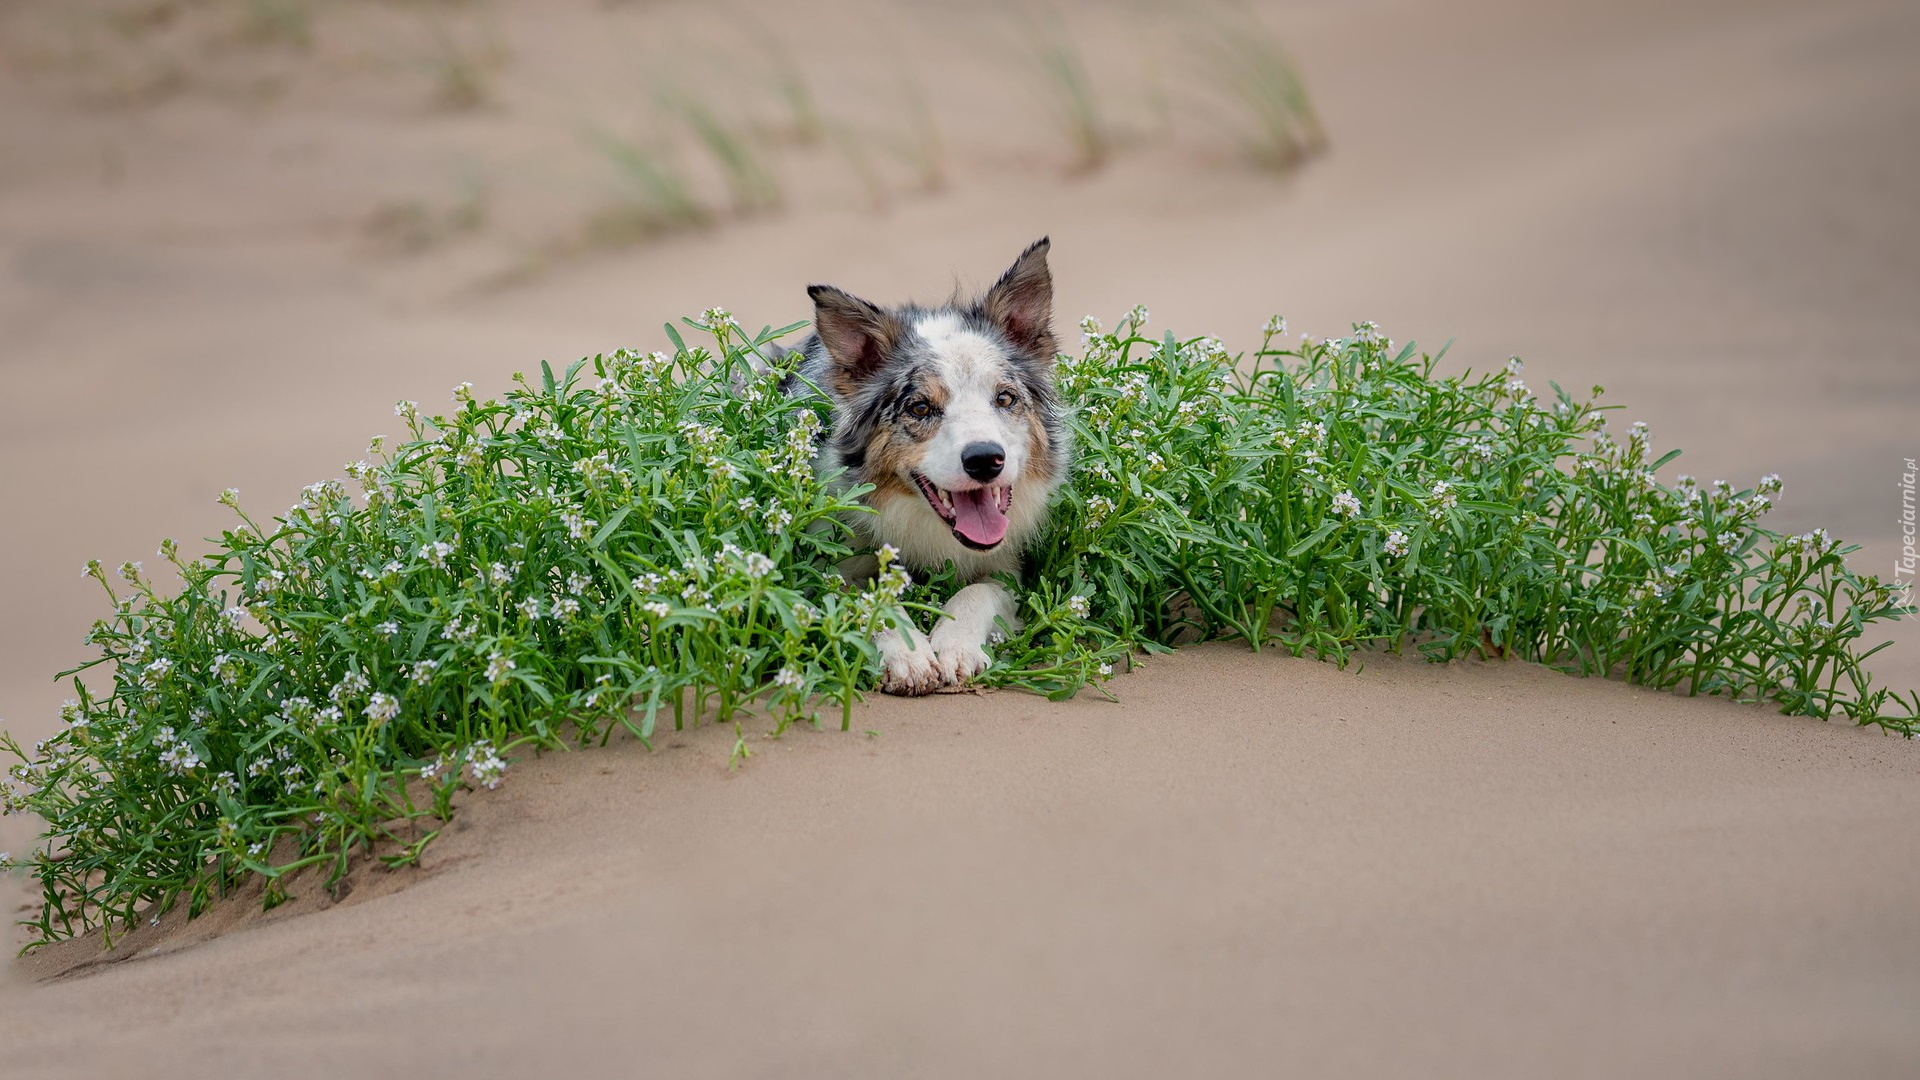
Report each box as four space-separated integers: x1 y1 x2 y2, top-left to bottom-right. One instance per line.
666 92 783 215
18 1 1328 275
1192 7 1326 169
582 126 713 241
420 15 506 111
1024 13 1111 174
236 0 313 50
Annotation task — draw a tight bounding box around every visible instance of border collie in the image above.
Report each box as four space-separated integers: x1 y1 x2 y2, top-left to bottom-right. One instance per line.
776 238 1067 695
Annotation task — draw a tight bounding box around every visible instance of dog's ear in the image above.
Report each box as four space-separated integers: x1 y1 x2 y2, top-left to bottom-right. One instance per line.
808 284 902 396
982 237 1056 360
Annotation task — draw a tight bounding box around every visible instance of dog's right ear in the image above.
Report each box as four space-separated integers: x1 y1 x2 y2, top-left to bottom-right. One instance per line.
808 284 901 396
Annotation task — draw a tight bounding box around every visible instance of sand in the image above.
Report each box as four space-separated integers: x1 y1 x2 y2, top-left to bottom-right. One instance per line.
3 0 1919 1075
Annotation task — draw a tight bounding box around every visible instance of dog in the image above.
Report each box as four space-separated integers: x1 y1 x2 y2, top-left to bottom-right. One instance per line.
777 238 1068 695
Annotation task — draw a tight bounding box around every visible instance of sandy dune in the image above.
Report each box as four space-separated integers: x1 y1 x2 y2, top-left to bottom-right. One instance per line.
3 0 1919 1075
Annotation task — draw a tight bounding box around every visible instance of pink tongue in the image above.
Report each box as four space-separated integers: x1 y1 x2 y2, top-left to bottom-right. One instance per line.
951 488 1010 546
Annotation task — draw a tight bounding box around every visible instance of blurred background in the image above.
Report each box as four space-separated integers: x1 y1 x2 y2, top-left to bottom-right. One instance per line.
3 0 1918 865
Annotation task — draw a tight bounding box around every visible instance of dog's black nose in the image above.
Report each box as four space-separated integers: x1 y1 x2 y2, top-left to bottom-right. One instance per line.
961 441 1005 483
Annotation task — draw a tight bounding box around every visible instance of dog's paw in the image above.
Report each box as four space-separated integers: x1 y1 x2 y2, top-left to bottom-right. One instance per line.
930 630 992 688
879 635 941 696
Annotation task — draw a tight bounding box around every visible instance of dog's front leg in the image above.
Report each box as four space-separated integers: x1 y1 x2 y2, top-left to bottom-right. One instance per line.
930 581 1019 688
876 618 941 696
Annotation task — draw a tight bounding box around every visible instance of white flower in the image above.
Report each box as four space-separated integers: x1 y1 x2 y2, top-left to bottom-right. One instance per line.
485 652 516 683
1097 663 1114 679
551 596 581 620
700 306 736 328
1066 595 1091 619
1086 494 1116 525
466 741 508 790
1504 356 1524 375
0 852 15 871
1757 473 1783 496
1383 530 1409 557
420 540 454 569
452 381 474 403
213 771 240 797
144 655 174 680
395 400 419 421
1079 314 1103 340
516 596 543 620
560 509 597 542
641 601 672 619
1124 304 1149 329
743 552 775 580
1264 314 1288 336
1331 491 1362 517
157 742 202 776
364 692 400 724
408 659 440 685
488 562 515 587
773 666 804 690
330 669 370 703
217 487 241 507
376 620 400 638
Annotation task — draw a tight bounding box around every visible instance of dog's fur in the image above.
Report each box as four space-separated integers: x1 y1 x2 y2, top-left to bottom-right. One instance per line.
779 238 1067 694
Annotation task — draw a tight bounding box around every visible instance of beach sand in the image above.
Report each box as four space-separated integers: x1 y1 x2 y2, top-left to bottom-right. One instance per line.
3 0 1918 1075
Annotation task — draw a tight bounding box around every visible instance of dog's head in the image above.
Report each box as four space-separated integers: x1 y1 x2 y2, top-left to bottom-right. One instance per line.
808 238 1065 565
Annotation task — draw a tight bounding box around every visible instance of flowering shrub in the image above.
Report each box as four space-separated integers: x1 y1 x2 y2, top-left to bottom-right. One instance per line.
4 308 1912 947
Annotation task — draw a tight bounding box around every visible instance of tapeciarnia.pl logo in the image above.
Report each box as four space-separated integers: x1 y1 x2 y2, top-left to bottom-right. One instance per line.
1899 457 1917 615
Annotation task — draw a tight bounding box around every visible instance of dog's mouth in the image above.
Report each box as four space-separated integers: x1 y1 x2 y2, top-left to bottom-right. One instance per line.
912 472 1013 550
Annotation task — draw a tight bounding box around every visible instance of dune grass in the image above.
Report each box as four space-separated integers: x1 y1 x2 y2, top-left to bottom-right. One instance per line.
6 311 1912 948
236 0 314 51
665 93 783 216
419 16 504 111
580 126 712 243
1024 16 1111 174
1192 9 1326 169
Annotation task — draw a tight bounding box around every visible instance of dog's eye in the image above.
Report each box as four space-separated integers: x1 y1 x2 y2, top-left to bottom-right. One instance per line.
906 399 933 419
995 389 1017 409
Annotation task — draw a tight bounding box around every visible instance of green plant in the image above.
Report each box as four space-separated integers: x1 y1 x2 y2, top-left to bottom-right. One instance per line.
6 309 1911 950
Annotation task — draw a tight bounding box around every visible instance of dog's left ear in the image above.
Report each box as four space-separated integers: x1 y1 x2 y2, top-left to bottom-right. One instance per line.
983 237 1056 360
